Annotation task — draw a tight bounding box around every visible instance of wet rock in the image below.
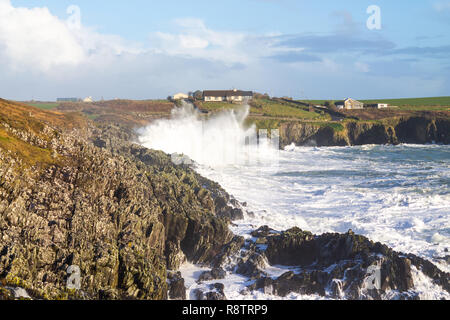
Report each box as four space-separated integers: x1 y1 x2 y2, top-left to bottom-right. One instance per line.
405 253 450 293
193 283 226 300
235 252 267 279
205 283 227 300
251 225 279 238
198 268 226 283
205 291 226 300
192 288 205 300
249 271 326 297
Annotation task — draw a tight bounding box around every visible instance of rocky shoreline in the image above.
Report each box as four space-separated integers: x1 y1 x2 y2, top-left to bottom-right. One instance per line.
0 101 449 300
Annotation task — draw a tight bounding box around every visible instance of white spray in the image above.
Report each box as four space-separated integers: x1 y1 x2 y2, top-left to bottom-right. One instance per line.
137 102 279 168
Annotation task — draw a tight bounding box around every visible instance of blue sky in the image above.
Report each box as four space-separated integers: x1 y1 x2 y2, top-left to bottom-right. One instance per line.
1 0 450 100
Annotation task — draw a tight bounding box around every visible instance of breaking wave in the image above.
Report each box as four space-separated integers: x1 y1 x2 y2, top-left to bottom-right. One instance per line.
137 102 279 167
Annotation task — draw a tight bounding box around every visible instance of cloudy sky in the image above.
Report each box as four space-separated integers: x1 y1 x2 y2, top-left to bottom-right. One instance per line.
0 0 449 101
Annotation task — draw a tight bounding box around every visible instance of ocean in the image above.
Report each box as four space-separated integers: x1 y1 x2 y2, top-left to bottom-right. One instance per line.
138 104 450 300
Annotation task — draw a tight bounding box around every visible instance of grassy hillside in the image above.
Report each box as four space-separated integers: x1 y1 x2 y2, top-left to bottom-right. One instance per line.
198 98 328 121
27 99 176 129
0 99 86 167
250 98 326 120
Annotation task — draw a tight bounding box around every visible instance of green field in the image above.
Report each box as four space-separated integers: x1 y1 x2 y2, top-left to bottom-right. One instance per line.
359 96 450 107
26 102 59 110
298 97 450 109
250 98 326 120
296 100 330 106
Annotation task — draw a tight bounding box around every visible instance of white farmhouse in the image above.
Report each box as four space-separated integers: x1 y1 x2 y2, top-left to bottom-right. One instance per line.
203 89 253 102
335 98 364 110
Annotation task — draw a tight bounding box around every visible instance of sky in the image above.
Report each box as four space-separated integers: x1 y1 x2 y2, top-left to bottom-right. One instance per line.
0 0 449 101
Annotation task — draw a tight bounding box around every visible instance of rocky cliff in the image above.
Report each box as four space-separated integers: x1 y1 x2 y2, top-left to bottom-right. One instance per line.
279 116 450 148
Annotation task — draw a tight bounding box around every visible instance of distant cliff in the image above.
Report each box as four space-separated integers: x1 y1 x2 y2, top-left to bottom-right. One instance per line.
279 116 450 148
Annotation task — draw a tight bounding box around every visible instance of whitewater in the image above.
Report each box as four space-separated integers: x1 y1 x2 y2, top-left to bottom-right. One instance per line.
138 104 450 300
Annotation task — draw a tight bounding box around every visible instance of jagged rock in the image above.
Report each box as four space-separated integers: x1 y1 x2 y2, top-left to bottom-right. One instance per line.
167 271 186 300
211 236 245 268
0 286 14 300
165 241 187 271
249 271 326 297
405 253 450 293
206 291 226 300
214 196 244 221
245 227 450 300
192 284 227 301
192 288 205 300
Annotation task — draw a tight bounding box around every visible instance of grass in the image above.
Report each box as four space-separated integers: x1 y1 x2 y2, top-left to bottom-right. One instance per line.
246 118 287 130
250 98 325 120
0 127 56 167
0 99 87 168
86 114 100 120
297 100 330 106
196 101 236 111
25 102 59 110
198 98 327 120
298 97 450 110
359 96 450 107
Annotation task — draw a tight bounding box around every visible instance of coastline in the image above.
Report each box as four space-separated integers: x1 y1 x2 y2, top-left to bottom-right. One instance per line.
0 100 449 300
278 116 450 148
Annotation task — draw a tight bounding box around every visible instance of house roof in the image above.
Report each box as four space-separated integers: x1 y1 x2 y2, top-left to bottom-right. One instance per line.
336 98 362 105
203 90 253 97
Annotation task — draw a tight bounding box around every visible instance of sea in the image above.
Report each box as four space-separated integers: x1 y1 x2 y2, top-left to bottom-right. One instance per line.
137 104 450 300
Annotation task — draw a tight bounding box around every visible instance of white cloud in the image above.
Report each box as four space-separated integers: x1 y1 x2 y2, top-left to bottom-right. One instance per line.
0 0 141 72
0 0 84 70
